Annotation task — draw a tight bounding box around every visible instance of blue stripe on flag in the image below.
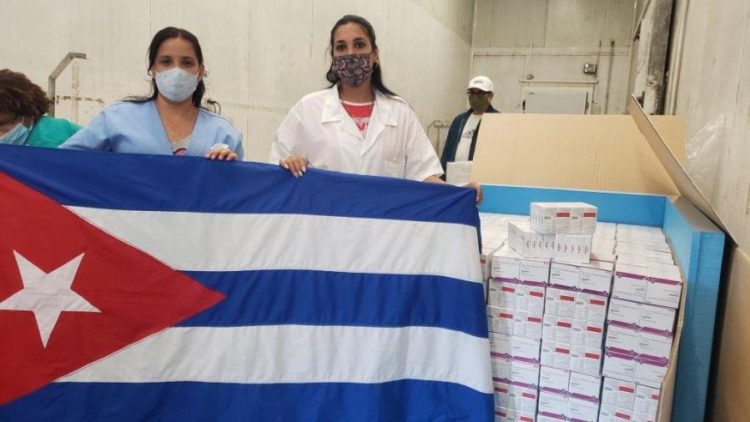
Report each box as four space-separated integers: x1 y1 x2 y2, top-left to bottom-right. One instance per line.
179 270 488 337
1 380 493 421
0 145 478 226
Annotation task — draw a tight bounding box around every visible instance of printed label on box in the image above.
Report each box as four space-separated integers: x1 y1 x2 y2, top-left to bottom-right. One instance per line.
633 384 660 421
635 359 667 388
539 365 570 392
601 377 636 409
568 395 600 421
602 351 637 382
516 284 546 315
520 259 551 284
489 280 517 309
545 287 577 318
508 384 539 414
550 263 580 289
599 405 634 422
579 262 613 295
494 381 511 409
489 306 515 335
543 315 574 345
542 342 572 371
568 371 601 400
576 292 608 324
514 311 544 340
538 389 568 418
512 335 542 362
510 360 541 387
572 320 604 349
605 325 640 355
570 347 602 376
490 332 512 357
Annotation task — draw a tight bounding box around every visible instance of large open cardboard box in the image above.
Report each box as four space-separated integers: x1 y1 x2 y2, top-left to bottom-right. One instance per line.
471 98 728 422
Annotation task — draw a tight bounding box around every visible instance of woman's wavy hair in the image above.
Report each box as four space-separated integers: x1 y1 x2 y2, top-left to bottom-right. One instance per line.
0 69 51 123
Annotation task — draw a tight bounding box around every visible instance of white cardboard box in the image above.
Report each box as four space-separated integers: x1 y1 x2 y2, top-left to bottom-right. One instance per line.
489 307 543 340
602 350 666 388
569 370 602 400
541 342 601 376
607 298 677 335
489 279 546 315
613 263 682 309
568 395 600 421
633 384 661 422
491 356 541 388
491 332 541 363
599 405 634 422
545 287 608 324
539 365 570 392
508 383 539 414
549 262 580 289
571 319 605 349
554 233 592 264
509 221 556 259
605 324 673 361
579 259 614 296
495 407 536 422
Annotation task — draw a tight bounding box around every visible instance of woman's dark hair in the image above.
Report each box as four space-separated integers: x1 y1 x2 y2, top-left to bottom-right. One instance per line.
128 27 206 107
326 15 397 97
0 69 51 123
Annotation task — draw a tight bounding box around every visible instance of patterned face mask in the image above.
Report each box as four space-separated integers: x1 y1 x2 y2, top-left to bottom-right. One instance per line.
332 54 374 87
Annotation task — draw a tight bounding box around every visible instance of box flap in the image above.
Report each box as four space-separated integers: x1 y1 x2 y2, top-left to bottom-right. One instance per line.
471 113 680 196
627 96 728 234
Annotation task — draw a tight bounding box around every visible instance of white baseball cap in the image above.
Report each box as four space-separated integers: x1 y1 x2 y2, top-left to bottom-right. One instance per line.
467 75 494 92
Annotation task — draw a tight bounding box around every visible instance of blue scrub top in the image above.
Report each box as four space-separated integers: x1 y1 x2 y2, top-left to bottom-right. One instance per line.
60 100 244 159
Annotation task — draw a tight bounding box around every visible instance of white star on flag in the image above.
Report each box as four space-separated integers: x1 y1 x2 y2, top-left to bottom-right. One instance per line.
0 251 100 347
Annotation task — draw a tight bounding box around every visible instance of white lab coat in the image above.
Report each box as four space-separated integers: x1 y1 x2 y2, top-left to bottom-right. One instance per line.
271 86 443 181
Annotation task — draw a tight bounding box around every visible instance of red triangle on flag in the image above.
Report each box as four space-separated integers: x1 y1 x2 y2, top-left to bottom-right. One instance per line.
0 172 225 405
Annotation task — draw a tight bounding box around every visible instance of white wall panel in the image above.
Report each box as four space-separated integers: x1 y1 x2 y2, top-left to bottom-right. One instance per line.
471 0 635 115
0 0 473 161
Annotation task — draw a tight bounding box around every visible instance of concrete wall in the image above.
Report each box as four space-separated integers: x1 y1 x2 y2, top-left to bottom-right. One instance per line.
471 0 635 115
0 0 475 162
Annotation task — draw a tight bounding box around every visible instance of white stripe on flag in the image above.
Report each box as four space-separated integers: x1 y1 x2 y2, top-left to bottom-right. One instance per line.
66 207 482 283
59 325 493 394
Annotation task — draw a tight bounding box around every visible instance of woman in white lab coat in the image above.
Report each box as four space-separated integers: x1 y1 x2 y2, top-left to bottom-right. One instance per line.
61 27 243 160
271 15 481 201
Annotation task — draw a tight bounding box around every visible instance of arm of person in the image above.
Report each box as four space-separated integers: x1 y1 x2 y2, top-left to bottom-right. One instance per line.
271 105 308 177
58 110 113 151
423 175 483 204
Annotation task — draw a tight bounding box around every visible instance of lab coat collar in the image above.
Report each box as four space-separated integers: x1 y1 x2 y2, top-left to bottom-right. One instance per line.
320 84 399 157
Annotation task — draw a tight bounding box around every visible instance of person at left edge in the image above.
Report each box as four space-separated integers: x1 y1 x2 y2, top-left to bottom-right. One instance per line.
61 27 243 160
0 69 81 148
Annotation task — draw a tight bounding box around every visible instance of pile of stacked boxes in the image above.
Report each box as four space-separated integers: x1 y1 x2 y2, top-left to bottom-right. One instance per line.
480 203 683 422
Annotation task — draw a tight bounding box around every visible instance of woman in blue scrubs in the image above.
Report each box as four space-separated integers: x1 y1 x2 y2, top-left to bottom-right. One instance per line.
61 27 243 160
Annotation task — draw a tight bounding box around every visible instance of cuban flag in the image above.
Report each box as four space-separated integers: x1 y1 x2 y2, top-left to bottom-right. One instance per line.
0 145 492 421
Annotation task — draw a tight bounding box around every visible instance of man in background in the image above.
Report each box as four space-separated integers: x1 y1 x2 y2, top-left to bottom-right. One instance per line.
440 75 499 182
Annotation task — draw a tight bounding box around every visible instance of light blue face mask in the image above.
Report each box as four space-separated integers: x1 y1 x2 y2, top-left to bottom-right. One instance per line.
0 123 32 145
155 68 199 103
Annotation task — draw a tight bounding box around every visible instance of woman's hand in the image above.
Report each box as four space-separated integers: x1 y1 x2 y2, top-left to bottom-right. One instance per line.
467 182 483 205
423 175 483 205
280 155 308 178
205 143 238 161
